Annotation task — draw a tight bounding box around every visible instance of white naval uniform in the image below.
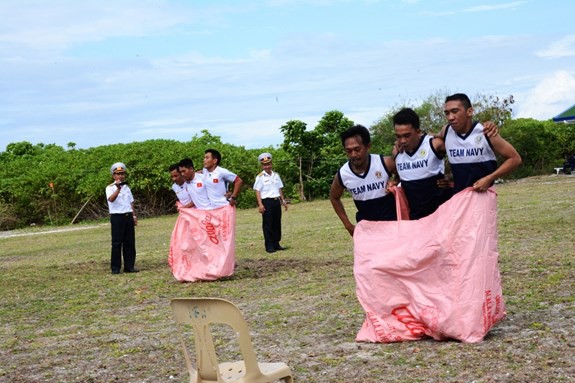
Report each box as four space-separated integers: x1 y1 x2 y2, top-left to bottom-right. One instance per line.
253 170 283 198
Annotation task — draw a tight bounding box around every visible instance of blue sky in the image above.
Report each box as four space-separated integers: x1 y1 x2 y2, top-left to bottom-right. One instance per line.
1 0 574 152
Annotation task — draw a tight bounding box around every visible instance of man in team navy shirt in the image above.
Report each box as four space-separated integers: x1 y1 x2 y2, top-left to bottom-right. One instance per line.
440 93 521 193
393 108 453 219
330 125 397 236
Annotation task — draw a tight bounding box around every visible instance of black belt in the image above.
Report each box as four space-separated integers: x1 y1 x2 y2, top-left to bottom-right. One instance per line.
263 197 280 201
111 213 133 216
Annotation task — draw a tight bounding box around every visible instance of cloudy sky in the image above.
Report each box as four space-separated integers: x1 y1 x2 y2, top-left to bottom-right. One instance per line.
1 0 574 152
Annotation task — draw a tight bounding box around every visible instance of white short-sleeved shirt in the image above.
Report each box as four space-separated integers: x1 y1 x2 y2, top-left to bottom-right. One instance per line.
172 183 193 205
253 171 283 199
202 166 238 208
105 183 134 214
185 173 212 210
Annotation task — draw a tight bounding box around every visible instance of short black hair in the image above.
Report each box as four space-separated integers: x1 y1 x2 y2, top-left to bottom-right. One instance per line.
169 163 179 172
445 93 472 109
340 124 371 146
178 158 194 169
393 108 420 130
205 149 221 165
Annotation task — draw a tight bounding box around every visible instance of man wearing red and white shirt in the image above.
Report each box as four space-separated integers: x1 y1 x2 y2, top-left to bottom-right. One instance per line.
178 158 212 209
201 149 243 209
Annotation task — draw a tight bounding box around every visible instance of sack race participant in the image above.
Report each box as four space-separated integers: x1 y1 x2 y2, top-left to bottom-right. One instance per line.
168 204 236 282
354 187 505 343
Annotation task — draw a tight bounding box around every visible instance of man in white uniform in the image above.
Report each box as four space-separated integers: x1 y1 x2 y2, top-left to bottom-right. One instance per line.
253 152 288 253
106 162 138 274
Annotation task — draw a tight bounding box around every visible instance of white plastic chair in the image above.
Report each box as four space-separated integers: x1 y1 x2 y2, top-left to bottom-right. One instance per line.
170 297 294 383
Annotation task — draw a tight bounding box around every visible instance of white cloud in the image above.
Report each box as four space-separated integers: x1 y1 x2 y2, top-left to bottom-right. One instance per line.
425 1 525 16
192 118 290 149
536 34 575 59
137 117 196 129
265 0 350 6
464 1 525 13
0 0 192 53
1 0 574 153
515 71 575 120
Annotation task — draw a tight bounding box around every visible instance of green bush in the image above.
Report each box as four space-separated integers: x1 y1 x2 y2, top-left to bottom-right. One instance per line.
0 133 293 229
2 107 572 229
0 201 18 230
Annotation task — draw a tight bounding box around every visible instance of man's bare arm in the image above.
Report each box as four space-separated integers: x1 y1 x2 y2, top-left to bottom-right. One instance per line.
473 135 522 191
329 174 355 237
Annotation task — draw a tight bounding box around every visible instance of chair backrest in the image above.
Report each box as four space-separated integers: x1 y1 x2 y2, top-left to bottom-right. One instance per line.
171 297 263 382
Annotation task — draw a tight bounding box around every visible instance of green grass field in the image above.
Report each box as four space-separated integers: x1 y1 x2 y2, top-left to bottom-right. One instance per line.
1 175 574 383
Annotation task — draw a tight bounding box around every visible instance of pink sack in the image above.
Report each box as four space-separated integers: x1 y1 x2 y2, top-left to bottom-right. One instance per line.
354 188 505 343
389 185 410 220
168 205 236 282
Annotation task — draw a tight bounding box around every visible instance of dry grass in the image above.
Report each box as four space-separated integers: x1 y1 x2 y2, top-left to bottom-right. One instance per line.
0 175 574 382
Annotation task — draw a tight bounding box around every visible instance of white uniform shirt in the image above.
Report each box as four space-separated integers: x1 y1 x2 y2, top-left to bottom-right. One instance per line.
253 171 283 199
202 166 238 208
105 183 134 214
172 182 193 206
185 173 212 210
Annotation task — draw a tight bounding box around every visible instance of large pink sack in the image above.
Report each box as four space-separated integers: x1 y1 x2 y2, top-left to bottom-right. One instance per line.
354 188 505 343
168 205 236 282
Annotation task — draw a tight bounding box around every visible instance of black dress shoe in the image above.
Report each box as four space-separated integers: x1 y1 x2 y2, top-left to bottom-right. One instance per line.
274 245 286 251
265 248 276 253
112 270 121 274
124 268 140 273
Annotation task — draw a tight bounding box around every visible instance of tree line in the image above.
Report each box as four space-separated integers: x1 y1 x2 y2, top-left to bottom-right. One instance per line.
1 91 573 230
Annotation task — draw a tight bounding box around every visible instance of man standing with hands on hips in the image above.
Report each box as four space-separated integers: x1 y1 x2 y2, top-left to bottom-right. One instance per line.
202 149 243 208
106 162 138 274
253 152 288 253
